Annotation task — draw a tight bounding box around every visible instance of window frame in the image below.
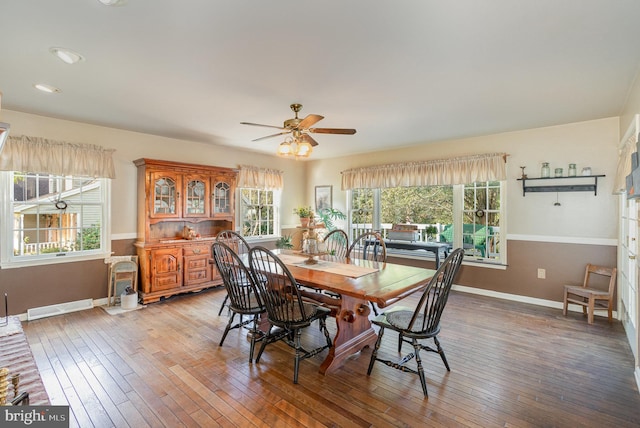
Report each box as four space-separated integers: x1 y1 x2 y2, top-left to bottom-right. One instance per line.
0 171 111 269
347 181 506 266
237 187 281 242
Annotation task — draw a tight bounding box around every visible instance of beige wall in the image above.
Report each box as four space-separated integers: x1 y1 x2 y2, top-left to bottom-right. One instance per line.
1 109 309 235
0 109 308 314
308 116 620 239
0 109 621 314
307 117 620 306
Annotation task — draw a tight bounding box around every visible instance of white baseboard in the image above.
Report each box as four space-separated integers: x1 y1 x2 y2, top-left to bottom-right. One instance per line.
27 298 94 321
636 367 640 395
452 284 618 319
14 297 111 322
15 287 616 321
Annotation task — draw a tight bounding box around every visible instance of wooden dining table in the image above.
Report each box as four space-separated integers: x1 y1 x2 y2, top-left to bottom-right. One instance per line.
272 250 436 375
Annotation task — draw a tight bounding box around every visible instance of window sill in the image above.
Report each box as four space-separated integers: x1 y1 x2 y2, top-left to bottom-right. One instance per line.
1 251 112 269
244 235 278 245
387 249 506 270
461 259 507 270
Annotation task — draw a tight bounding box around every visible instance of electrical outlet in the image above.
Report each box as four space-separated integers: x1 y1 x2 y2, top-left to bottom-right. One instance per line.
537 268 546 279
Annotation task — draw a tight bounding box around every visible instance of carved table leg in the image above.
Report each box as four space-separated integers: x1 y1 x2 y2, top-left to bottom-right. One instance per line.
319 295 378 375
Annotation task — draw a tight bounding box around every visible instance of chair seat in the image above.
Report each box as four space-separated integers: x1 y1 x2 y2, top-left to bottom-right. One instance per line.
564 285 609 298
562 264 617 325
229 293 264 314
269 302 331 328
373 309 437 337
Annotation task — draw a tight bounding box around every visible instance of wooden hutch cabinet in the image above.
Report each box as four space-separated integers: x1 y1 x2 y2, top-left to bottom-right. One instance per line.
134 158 237 303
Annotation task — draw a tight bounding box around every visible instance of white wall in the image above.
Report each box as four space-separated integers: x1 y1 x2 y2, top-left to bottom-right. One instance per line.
308 117 620 240
1 110 308 236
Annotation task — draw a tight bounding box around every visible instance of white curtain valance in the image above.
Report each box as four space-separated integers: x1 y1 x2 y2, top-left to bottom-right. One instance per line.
237 165 283 190
0 135 116 178
341 152 507 190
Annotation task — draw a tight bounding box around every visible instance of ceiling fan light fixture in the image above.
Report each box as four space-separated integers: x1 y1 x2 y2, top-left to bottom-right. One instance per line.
244 103 354 158
277 141 293 157
295 140 312 158
276 137 313 158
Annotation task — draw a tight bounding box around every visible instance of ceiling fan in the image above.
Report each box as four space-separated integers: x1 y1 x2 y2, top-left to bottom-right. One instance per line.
240 103 357 150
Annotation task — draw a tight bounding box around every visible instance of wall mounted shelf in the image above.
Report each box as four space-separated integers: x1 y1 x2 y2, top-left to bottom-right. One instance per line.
517 175 605 196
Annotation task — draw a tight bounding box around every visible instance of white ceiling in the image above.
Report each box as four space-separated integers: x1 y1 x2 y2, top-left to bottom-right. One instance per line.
2 0 640 159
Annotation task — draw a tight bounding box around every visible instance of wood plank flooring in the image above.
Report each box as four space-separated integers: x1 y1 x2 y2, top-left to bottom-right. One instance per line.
21 287 640 427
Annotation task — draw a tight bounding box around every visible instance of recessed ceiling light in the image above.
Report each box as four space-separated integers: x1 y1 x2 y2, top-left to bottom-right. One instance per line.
97 0 126 5
34 84 61 94
49 47 84 64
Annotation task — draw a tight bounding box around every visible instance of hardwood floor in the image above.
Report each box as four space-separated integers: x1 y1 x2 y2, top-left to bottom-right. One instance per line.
22 287 640 427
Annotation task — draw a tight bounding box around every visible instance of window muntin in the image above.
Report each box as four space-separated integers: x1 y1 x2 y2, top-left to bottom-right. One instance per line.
239 188 279 238
462 181 501 259
6 172 108 262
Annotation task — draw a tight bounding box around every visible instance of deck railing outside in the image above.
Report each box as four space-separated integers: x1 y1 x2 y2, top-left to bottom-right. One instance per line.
349 223 500 259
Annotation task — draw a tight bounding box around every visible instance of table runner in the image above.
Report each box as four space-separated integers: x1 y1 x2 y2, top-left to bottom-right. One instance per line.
278 253 378 278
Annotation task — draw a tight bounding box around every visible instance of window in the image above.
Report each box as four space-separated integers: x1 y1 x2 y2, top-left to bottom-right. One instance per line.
238 188 280 238
349 181 504 263
1 171 110 267
461 181 501 259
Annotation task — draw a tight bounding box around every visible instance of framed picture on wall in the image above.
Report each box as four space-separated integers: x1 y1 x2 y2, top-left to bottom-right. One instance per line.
315 185 332 212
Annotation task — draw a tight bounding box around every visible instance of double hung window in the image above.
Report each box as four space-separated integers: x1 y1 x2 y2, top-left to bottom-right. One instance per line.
238 188 280 239
2 171 109 267
349 181 503 263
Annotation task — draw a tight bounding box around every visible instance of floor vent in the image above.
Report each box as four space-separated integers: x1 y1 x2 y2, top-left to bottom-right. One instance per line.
27 299 94 321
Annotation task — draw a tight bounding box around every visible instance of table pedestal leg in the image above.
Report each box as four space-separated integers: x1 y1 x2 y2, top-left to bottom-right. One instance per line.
319 295 378 375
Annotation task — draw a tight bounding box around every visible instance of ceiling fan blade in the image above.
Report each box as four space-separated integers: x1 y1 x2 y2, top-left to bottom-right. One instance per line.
308 127 357 135
252 130 292 142
300 133 319 147
297 114 324 130
240 122 287 131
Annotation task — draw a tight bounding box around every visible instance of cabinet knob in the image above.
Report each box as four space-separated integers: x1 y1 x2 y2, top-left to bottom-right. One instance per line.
193 248 201 254
630 255 636 260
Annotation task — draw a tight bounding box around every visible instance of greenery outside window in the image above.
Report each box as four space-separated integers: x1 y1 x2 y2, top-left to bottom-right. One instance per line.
1 171 110 267
349 181 504 263
239 188 280 238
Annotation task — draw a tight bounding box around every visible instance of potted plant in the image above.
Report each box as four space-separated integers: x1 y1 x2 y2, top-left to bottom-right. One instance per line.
316 208 346 231
275 234 294 249
294 206 313 227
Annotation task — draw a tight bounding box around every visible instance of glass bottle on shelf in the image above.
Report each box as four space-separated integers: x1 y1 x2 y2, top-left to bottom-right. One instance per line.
568 163 577 177
554 168 563 177
541 162 550 178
